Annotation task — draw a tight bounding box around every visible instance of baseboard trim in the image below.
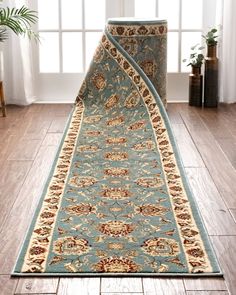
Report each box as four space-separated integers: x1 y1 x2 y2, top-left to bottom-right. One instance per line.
34 100 74 104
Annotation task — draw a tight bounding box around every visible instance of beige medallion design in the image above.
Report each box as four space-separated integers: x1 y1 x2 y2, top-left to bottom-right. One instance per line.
98 221 135 237
128 120 146 131
78 145 99 152
118 38 138 56
104 167 129 177
136 204 169 216
69 176 97 188
107 116 125 127
53 236 90 255
93 257 141 273
136 177 164 188
124 90 140 108
92 73 106 90
105 94 119 109
140 60 157 78
106 137 127 145
104 152 128 161
100 187 132 200
85 130 103 137
142 237 180 256
63 203 96 216
83 115 102 124
132 140 155 151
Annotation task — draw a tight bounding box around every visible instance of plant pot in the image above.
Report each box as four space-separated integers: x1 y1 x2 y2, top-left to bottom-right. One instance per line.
189 66 203 107
204 45 218 107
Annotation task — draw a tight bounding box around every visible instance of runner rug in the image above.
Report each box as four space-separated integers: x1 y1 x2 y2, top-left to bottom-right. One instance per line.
13 19 221 276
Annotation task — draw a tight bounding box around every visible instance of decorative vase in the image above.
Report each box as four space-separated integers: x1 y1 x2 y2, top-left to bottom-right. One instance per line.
189 66 203 107
204 45 218 107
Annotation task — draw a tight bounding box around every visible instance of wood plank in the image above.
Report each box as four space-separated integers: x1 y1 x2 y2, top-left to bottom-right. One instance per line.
0 160 32 231
41 133 63 147
41 104 73 116
101 278 142 293
230 209 236 223
0 106 28 131
22 113 53 140
27 104 72 116
196 107 233 140
178 105 216 145
57 278 100 295
196 106 236 169
143 278 185 295
167 104 183 124
186 168 236 235
0 135 22 160
21 105 71 140
25 104 44 113
195 142 236 208
48 116 68 133
15 278 58 294
0 146 58 274
6 115 32 137
217 104 236 140
217 138 236 170
172 123 205 167
8 139 41 161
184 278 227 291
179 105 236 208
211 236 236 295
0 275 18 295
186 292 229 295
0 129 10 142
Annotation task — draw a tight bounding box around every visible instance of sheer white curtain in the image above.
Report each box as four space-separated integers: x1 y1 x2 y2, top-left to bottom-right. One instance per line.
220 0 236 103
2 0 37 105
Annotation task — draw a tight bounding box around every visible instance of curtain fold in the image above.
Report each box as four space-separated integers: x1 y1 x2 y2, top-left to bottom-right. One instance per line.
2 0 37 105
220 0 236 103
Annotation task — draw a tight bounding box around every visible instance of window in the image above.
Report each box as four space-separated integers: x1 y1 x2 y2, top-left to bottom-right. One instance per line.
38 0 105 73
34 0 212 102
134 0 203 73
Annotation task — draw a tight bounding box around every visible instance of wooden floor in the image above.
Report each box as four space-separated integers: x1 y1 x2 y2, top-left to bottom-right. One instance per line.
0 103 236 295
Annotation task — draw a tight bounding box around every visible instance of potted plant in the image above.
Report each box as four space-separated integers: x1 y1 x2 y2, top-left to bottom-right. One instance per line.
183 44 204 107
0 3 38 117
0 4 39 42
202 28 219 107
202 28 218 46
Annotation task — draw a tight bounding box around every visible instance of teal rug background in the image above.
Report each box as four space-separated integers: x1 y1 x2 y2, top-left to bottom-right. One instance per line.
13 19 222 276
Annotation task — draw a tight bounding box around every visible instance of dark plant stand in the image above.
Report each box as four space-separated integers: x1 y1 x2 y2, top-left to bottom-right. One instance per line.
0 81 6 117
204 45 218 107
189 66 203 107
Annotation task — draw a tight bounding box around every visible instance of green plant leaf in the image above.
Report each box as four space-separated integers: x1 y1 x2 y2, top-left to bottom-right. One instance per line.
0 5 38 42
191 44 199 50
0 27 7 42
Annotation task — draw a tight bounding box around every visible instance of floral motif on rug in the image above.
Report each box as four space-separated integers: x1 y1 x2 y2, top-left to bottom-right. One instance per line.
13 19 221 276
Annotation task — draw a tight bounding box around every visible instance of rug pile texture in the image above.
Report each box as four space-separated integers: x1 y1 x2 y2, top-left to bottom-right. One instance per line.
13 19 221 276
